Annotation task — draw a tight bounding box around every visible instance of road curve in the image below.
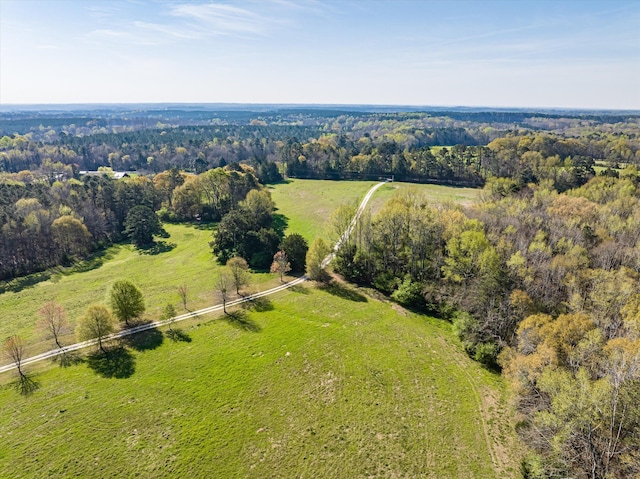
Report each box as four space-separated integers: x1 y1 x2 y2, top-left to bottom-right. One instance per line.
0 181 387 375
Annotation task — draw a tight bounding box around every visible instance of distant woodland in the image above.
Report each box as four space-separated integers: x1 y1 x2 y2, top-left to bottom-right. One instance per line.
1 107 639 477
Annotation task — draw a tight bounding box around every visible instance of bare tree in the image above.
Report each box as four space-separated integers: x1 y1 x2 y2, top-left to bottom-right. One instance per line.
216 271 233 314
37 301 68 350
227 257 250 294
4 335 27 380
4 335 38 395
177 284 189 311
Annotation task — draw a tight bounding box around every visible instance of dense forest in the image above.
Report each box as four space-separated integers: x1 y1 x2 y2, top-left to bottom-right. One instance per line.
1 107 640 476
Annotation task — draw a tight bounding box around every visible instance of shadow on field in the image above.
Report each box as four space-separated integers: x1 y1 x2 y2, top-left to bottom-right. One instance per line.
224 311 262 333
241 296 274 312
165 327 192 343
65 246 120 275
0 271 52 294
0 246 123 294
272 213 289 235
289 284 310 294
138 241 176 255
320 281 368 303
53 350 83 368
86 346 136 379
123 327 164 351
14 374 39 396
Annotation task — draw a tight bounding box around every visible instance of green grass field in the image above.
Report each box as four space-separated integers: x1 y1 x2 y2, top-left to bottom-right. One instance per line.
0 224 273 355
270 179 481 243
268 179 378 242
0 284 520 478
1 180 481 358
0 180 520 477
367 182 481 214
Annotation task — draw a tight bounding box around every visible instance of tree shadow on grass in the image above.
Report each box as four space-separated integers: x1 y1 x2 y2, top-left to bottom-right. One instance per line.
86 346 136 379
272 213 289 236
241 296 274 312
14 374 39 396
224 311 262 333
53 350 83 368
165 327 192 343
64 246 120 275
0 271 52 294
320 281 368 303
289 283 310 294
123 327 164 351
138 241 176 256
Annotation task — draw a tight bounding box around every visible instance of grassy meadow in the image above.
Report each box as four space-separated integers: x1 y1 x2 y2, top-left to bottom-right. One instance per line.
0 180 481 358
268 179 481 243
0 179 521 478
0 284 520 478
0 223 273 355
268 179 378 242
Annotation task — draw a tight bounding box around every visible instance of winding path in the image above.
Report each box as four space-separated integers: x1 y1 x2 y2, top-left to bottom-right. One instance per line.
0 181 387 375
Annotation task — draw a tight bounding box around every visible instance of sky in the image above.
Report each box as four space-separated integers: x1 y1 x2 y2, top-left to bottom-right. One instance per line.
1 0 639 109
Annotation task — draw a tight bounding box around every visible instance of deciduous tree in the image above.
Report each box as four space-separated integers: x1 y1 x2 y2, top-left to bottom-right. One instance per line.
3 335 27 380
109 280 145 327
76 305 115 354
281 233 308 273
37 301 68 350
227 256 250 294
216 270 233 314
177 284 189 311
270 250 291 282
306 238 330 281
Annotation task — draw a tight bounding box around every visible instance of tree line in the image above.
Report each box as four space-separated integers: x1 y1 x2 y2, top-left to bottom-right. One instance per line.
332 171 640 477
0 166 261 280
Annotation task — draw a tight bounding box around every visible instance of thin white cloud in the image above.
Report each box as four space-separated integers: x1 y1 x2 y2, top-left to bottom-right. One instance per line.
169 2 282 36
82 1 310 48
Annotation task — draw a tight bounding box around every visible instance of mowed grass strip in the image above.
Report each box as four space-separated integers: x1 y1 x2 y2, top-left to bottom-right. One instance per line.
0 223 273 353
0 285 516 478
269 179 481 245
367 182 482 214
268 179 378 242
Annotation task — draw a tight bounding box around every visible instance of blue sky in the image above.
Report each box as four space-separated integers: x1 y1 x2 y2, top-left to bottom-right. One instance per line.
1 0 638 109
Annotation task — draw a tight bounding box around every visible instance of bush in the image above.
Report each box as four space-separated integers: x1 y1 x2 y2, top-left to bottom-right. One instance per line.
473 342 499 367
391 276 425 309
157 207 179 223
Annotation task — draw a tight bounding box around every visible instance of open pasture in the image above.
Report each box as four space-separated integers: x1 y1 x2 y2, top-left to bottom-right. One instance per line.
0 284 519 478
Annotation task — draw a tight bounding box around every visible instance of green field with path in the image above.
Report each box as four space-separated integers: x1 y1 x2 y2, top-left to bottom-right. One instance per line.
0 284 520 478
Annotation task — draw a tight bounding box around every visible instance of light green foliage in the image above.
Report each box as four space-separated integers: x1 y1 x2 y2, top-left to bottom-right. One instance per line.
160 303 177 321
306 238 330 281
226 256 251 294
51 215 92 258
390 276 424 308
442 229 499 284
240 189 275 227
109 280 145 327
75 304 115 352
